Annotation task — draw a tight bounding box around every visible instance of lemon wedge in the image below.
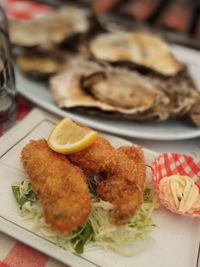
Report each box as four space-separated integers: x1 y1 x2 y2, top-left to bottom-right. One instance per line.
47 118 98 154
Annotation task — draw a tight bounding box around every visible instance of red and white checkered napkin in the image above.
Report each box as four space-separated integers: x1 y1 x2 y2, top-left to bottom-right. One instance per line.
152 153 200 218
0 233 66 267
3 0 55 20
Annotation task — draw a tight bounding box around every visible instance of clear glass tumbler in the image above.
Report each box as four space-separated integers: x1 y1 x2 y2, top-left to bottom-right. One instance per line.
0 25 18 132
0 5 8 32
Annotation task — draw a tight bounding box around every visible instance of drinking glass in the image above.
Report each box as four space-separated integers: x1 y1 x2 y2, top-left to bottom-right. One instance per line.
0 28 17 132
0 5 8 32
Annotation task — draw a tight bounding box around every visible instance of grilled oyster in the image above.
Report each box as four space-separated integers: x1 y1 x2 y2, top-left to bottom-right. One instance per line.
50 59 168 116
50 57 200 126
144 70 199 119
188 95 200 127
81 67 167 109
17 49 70 80
80 62 199 120
9 6 90 48
89 32 184 76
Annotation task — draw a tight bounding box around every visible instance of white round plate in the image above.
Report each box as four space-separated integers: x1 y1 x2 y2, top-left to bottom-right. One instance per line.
16 45 200 141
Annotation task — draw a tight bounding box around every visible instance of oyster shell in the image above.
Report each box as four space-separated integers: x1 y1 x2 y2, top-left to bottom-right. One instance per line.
17 49 70 80
89 32 184 76
50 58 199 126
188 95 200 127
143 70 199 120
135 70 199 123
50 59 168 116
9 6 90 47
81 68 166 109
80 63 199 121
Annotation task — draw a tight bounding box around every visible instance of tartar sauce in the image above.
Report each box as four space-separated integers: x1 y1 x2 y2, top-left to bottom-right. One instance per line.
159 175 200 213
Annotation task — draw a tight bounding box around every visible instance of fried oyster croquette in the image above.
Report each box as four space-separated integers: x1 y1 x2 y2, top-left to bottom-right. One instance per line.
21 135 146 230
68 136 146 225
21 139 92 233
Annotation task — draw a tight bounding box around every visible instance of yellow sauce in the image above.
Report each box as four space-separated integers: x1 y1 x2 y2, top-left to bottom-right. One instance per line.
159 175 200 213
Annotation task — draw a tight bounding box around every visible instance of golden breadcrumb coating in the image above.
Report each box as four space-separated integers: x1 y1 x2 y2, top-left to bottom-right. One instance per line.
21 139 92 233
69 137 146 225
68 137 113 174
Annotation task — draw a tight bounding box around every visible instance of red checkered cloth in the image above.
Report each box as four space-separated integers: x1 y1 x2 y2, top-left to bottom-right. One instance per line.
0 232 66 266
16 94 33 120
152 153 200 217
0 241 48 267
2 0 55 20
0 94 33 137
0 94 32 136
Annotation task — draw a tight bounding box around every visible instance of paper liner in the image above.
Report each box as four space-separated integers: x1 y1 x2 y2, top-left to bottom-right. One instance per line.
152 153 200 218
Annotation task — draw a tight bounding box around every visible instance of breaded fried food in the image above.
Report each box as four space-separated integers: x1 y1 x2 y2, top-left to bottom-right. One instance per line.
21 139 92 233
68 137 146 225
97 149 141 225
68 137 114 175
118 146 146 192
97 146 146 225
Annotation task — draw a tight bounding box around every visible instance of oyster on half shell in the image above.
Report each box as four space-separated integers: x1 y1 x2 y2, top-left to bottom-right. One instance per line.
9 6 90 48
81 67 167 109
89 32 184 76
50 58 200 126
17 49 70 80
188 95 200 127
50 59 168 116
80 66 199 122
143 70 199 120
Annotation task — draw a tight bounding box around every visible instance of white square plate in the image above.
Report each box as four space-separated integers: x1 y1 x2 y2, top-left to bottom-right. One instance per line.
0 108 199 267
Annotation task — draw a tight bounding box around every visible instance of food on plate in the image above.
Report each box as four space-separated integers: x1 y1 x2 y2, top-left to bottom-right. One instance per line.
9 6 91 48
16 49 69 80
118 146 146 192
97 146 145 225
89 32 184 76
13 177 156 255
68 136 146 225
81 66 199 121
68 136 113 174
81 67 166 109
47 117 98 154
138 70 200 121
189 96 200 127
50 58 200 126
21 139 92 233
12 121 157 254
50 58 168 115
152 153 200 218
12 8 200 128
159 175 200 213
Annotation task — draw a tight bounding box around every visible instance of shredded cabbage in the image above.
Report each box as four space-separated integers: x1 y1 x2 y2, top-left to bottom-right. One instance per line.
12 179 157 256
